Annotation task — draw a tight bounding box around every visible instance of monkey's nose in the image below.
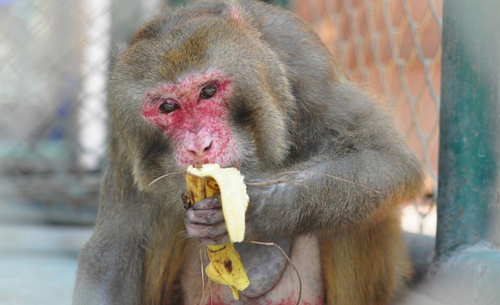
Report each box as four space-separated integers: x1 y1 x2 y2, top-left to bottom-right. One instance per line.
186 138 213 157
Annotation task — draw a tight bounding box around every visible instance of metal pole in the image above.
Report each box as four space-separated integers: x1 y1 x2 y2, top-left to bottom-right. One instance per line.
436 0 500 259
262 0 290 8
168 0 185 6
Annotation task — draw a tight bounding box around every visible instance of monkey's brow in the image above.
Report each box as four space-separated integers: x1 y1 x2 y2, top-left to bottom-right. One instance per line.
158 29 210 81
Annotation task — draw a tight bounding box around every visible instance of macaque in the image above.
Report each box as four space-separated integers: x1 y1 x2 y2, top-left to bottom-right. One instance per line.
73 1 425 304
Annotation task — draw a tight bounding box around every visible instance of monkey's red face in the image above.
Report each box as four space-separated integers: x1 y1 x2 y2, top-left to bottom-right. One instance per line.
141 71 240 170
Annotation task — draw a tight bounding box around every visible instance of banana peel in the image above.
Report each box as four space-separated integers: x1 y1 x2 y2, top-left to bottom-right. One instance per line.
186 164 250 299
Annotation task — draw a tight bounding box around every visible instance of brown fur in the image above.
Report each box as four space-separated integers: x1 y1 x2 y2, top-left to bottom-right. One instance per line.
320 214 412 305
159 28 209 81
142 219 188 305
73 1 425 305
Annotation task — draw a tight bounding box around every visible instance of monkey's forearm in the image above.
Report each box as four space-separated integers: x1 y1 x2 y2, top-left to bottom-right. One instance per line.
74 225 145 305
245 147 424 238
74 170 155 305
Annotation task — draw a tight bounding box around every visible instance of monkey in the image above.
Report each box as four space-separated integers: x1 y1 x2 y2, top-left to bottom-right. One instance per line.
73 1 425 304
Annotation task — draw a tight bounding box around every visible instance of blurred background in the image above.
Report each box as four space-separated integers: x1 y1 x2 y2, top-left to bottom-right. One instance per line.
0 0 442 304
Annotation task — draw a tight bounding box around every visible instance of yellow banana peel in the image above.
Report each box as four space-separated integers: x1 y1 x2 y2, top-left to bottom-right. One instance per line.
186 164 250 299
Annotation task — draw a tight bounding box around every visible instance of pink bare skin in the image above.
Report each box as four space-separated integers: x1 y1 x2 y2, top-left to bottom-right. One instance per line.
141 71 325 304
180 235 325 305
141 70 240 170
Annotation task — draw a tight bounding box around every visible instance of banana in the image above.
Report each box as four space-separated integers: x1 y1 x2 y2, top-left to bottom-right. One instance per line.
186 164 250 300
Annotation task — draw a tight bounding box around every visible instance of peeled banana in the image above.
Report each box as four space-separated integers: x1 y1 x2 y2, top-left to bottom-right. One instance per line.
186 164 250 299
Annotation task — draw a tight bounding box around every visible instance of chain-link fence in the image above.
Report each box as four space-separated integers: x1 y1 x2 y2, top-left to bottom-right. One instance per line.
1 0 441 233
291 0 442 236
0 0 170 223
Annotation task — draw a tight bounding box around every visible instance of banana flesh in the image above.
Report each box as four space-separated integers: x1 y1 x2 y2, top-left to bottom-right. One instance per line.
186 164 250 299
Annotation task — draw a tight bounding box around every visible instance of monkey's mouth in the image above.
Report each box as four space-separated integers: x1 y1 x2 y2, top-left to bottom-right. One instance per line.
179 160 240 171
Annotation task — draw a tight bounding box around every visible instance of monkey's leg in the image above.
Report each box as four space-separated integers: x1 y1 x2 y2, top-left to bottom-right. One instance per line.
185 196 295 300
235 238 293 298
320 213 411 305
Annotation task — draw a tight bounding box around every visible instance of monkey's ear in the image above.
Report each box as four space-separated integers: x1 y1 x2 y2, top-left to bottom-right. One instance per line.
227 0 243 23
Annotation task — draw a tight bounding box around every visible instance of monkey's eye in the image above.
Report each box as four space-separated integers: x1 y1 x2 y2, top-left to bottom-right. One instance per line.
199 84 217 100
158 100 179 113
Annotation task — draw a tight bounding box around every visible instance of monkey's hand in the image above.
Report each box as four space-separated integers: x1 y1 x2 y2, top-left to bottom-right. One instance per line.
185 194 230 245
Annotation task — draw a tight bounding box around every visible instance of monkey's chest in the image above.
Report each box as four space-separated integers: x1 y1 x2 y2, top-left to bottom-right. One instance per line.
180 235 325 305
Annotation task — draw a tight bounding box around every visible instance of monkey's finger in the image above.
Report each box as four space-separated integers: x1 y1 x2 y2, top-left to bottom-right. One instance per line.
185 221 228 240
191 195 222 210
186 208 224 225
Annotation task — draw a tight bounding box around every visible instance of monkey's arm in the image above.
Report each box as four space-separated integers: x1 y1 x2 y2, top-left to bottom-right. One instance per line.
74 222 146 305
73 170 149 305
245 126 424 239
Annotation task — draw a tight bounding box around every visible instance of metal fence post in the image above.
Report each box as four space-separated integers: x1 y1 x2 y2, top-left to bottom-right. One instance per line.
262 0 289 7
169 0 186 6
436 0 500 258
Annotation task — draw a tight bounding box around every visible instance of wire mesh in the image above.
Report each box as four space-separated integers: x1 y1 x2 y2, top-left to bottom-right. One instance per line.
0 0 167 223
291 0 442 235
